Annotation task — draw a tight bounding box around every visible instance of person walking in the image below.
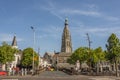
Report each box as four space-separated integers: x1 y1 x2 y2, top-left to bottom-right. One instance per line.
8 67 12 76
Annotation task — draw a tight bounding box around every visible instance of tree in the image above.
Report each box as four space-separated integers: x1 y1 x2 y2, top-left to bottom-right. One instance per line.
21 47 39 68
0 42 18 64
106 33 120 77
92 47 105 64
67 47 88 68
91 47 105 73
68 46 106 73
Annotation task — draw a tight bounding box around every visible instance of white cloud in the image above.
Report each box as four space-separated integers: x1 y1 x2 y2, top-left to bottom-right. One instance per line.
50 11 64 21
40 1 64 21
86 4 98 10
60 9 101 17
39 1 120 38
59 8 119 21
0 33 23 42
41 1 119 22
71 26 120 37
0 34 12 41
36 25 62 39
104 16 119 21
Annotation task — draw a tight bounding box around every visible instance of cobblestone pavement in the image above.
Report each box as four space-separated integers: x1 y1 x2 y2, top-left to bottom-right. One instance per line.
0 71 120 80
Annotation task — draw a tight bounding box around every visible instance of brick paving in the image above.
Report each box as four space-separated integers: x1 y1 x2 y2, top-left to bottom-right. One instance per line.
0 71 120 80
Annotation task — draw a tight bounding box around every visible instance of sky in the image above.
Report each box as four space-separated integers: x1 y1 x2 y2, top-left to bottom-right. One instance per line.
0 0 120 56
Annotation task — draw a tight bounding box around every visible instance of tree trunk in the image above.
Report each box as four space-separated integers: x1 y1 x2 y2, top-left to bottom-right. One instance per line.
115 59 119 77
96 61 100 75
80 62 81 70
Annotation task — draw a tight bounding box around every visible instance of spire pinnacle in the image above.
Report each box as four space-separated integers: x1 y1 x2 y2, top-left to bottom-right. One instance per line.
61 18 72 53
12 35 18 49
65 18 68 25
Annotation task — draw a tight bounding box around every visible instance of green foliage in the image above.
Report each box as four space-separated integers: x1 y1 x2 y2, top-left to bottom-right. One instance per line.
68 47 88 64
68 46 105 68
21 47 39 67
92 47 105 63
106 33 120 62
106 33 120 77
0 42 18 64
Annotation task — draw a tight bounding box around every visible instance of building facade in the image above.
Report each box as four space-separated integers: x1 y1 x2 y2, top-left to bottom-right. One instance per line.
57 18 73 68
10 35 22 68
42 19 73 69
61 18 72 53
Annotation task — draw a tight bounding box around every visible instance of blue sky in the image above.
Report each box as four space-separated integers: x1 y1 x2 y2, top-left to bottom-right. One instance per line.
0 0 120 56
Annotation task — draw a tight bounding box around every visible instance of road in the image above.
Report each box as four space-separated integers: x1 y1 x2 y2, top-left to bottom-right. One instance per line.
0 71 119 80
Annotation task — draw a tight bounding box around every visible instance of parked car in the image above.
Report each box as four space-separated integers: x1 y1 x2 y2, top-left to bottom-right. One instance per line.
0 71 7 76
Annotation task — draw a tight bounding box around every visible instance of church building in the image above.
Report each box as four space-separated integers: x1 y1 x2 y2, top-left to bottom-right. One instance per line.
10 35 22 68
56 18 73 68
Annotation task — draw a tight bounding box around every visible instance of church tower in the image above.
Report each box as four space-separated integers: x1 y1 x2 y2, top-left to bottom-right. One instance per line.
61 18 72 53
11 35 18 49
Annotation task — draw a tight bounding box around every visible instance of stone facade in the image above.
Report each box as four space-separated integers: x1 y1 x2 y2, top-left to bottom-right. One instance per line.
58 52 72 63
42 18 73 69
10 35 22 68
61 18 72 53
57 18 73 68
43 52 54 65
1 35 22 71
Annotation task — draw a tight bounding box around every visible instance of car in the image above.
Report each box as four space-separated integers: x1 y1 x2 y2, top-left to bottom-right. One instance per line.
0 71 7 76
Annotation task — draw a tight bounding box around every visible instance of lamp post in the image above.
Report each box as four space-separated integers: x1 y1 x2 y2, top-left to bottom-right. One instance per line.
38 48 40 69
31 26 35 75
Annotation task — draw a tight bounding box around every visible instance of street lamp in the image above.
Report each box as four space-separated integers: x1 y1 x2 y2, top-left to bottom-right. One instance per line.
31 26 35 75
38 48 40 69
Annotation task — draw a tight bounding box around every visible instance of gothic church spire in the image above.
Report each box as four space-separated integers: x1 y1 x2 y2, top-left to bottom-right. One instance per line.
61 18 72 53
12 35 18 49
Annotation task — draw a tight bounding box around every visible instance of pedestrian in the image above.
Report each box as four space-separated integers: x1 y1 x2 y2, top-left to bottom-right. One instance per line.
12 66 15 76
24 68 27 75
8 67 12 76
21 68 24 76
16 67 19 75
